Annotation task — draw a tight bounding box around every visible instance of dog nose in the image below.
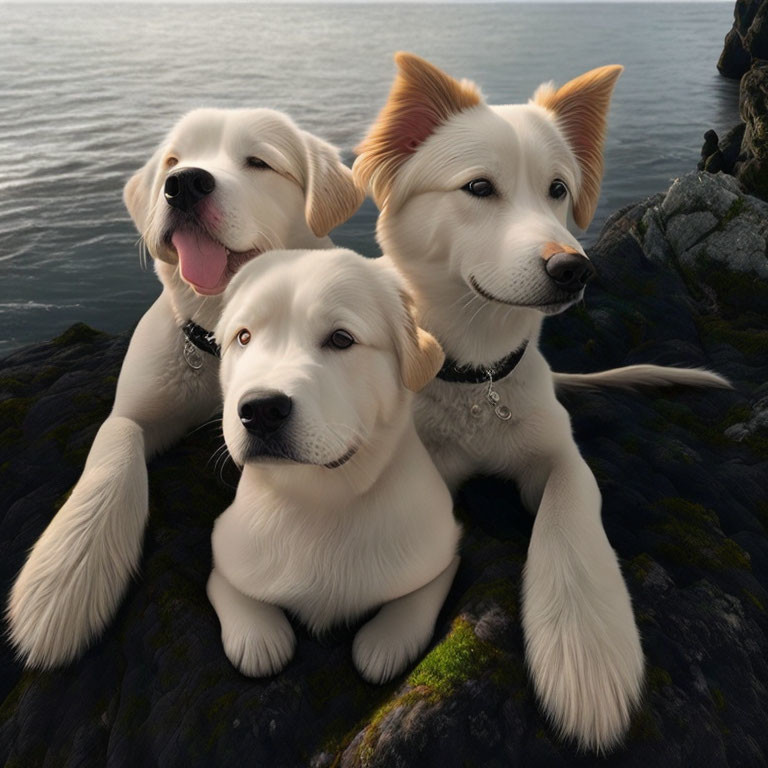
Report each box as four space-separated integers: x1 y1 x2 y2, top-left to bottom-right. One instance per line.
238 392 293 435
545 252 596 293
164 168 215 212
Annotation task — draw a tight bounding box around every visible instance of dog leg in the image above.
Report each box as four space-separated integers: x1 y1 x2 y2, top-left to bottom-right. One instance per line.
207 568 295 677
8 293 219 668
7 417 147 668
352 556 459 684
518 446 644 752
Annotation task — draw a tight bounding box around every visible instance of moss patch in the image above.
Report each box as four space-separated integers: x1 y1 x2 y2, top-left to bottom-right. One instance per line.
653 497 751 572
51 323 106 347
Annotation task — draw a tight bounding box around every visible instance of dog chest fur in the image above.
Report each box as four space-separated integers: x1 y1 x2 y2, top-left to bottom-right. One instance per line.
212 453 460 633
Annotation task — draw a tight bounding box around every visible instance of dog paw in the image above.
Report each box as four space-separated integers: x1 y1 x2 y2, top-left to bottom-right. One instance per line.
524 610 645 752
352 611 429 685
220 606 296 678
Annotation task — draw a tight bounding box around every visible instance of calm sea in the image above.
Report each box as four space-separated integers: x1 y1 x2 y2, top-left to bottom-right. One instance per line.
0 2 739 354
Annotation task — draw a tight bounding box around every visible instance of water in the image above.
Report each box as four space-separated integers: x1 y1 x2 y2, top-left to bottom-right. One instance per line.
0 2 739 355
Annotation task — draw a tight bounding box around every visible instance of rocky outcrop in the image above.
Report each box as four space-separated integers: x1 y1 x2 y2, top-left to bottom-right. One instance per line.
701 59 768 200
718 0 768 78
1 170 767 767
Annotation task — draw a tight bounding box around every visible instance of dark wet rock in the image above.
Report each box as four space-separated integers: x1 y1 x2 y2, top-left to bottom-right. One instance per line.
718 0 768 78
1 165 767 766
735 59 768 199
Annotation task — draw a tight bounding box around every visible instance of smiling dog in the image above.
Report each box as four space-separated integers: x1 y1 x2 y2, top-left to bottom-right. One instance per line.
208 248 460 682
8 108 363 669
354 54 729 750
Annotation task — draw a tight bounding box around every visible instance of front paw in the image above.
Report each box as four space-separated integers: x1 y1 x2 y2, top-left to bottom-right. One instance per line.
352 611 428 685
524 607 645 752
220 607 296 678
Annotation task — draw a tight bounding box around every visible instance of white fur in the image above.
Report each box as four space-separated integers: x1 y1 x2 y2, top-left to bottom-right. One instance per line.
209 249 461 683
8 108 362 668
366 91 652 751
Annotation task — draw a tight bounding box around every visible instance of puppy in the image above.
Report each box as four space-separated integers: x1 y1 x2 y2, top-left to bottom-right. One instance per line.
208 248 460 683
354 54 729 751
9 108 363 669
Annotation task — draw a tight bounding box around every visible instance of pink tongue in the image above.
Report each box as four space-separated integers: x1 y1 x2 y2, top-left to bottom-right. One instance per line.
172 230 228 293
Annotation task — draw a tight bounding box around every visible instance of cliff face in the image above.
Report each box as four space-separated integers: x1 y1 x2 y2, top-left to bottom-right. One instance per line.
1 168 767 767
718 0 768 79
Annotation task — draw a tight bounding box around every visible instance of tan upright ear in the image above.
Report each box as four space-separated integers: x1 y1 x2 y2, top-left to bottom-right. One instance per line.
354 52 482 209
396 289 445 392
533 65 623 230
123 147 163 233
302 132 365 238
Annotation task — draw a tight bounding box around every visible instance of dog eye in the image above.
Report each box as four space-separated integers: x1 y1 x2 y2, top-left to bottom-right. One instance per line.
549 179 568 200
462 178 496 198
246 157 271 170
236 329 251 347
325 330 355 350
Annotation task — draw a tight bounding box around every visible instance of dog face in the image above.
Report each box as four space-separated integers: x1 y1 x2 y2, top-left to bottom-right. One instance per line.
355 54 621 321
215 248 443 470
123 108 363 296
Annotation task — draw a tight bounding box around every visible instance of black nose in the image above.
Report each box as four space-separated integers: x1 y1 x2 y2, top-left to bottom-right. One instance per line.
238 392 293 436
545 251 596 293
164 168 215 212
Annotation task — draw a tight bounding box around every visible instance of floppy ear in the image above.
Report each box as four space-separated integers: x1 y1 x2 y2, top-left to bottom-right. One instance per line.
533 65 623 230
354 52 483 209
301 132 365 238
123 147 163 233
395 289 445 392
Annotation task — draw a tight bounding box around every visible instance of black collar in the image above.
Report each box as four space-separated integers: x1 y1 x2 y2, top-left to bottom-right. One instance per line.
436 340 528 384
182 320 221 359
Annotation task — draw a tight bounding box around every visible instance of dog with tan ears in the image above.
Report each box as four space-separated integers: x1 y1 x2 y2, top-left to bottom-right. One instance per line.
208 248 461 682
354 53 729 751
8 108 364 670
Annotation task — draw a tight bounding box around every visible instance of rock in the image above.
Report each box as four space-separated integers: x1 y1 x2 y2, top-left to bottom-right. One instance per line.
1 167 768 766
735 59 768 198
718 0 768 78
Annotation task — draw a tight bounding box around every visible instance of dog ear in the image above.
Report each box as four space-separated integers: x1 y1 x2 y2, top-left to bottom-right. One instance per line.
123 148 162 233
533 65 623 230
396 289 445 392
301 133 365 238
354 52 482 209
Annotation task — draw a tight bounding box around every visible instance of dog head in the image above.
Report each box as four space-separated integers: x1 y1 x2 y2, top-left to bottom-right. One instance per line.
215 248 443 473
123 108 363 296
354 54 621 346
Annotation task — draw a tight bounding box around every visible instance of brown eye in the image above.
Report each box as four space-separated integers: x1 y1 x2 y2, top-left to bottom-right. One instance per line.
246 156 271 170
237 329 251 347
166 156 178 168
325 329 355 350
463 178 495 198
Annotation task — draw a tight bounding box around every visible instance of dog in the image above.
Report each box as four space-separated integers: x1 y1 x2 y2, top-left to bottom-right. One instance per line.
208 247 460 682
8 108 364 669
353 53 730 751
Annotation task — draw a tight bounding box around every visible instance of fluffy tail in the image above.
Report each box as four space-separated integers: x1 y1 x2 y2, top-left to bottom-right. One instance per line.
554 365 732 391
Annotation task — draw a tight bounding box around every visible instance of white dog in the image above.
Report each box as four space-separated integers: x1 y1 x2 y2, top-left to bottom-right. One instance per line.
354 54 730 751
208 247 460 683
8 108 363 669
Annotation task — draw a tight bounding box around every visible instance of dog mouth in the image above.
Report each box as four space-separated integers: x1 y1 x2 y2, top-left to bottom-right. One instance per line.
323 445 358 469
242 439 358 470
468 275 579 314
164 226 261 296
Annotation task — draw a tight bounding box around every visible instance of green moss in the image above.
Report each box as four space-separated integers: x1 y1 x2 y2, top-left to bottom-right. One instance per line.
710 686 726 711
628 553 654 584
459 577 519 617
646 665 672 691
635 217 648 240
697 316 768 357
0 396 34 429
31 366 63 387
0 376 25 393
626 705 661 742
51 323 106 347
741 588 766 613
719 197 745 228
407 617 503 697
653 497 751 572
